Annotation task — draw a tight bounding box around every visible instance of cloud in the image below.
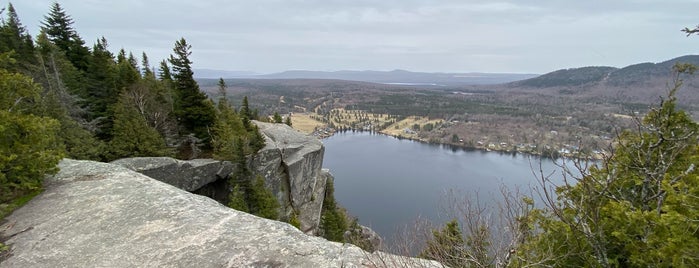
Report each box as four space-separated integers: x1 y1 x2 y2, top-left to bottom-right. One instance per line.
6 0 699 73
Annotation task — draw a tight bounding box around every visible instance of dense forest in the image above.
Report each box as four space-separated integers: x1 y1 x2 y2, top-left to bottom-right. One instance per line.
0 2 271 220
2 2 699 267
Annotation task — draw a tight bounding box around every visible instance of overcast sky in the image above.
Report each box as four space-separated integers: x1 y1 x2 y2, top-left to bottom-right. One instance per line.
6 0 699 74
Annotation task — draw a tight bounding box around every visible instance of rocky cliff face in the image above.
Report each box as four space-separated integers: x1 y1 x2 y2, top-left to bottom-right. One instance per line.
0 160 439 268
252 122 327 234
112 122 329 234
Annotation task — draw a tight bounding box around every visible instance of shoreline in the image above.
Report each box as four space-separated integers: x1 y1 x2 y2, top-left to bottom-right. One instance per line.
314 128 605 161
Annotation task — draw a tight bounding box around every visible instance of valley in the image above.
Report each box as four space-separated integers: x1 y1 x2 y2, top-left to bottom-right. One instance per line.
199 55 699 159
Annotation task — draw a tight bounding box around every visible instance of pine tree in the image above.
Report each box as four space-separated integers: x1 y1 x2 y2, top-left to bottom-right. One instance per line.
168 38 215 140
284 115 292 127
41 2 90 71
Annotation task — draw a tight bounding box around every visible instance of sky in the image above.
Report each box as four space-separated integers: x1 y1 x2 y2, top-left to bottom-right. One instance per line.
6 0 699 74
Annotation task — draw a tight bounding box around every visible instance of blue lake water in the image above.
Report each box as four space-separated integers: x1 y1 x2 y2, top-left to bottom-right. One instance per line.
321 131 567 241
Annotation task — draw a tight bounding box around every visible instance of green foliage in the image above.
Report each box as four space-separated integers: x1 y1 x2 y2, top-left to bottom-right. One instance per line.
169 38 216 141
273 112 283 123
227 173 280 220
284 116 292 127
227 184 248 213
0 68 64 203
288 211 301 230
249 175 279 220
319 178 348 242
211 97 245 161
0 3 35 73
41 2 90 71
419 219 466 268
107 90 169 161
524 73 699 267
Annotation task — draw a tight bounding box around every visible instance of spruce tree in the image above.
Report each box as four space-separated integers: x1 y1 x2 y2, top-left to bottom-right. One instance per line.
0 3 36 73
85 37 118 138
168 38 215 140
41 2 90 71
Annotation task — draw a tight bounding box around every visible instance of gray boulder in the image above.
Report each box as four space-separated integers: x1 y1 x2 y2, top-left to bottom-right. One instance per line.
0 159 440 268
111 157 234 192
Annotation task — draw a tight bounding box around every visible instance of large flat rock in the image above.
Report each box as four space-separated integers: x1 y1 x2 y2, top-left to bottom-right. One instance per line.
0 159 439 268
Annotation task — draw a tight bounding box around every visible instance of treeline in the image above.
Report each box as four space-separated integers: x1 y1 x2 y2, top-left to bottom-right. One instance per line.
0 3 267 211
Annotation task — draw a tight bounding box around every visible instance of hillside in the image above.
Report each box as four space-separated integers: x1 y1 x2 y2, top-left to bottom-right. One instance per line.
507 55 699 105
512 55 699 89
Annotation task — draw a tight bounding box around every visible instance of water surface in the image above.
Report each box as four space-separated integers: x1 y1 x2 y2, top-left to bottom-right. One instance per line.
322 131 565 240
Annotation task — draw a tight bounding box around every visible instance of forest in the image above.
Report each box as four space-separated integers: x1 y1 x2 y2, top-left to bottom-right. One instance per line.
2 2 699 267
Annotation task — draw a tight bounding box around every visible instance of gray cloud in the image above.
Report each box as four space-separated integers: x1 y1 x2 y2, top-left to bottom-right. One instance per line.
6 0 699 73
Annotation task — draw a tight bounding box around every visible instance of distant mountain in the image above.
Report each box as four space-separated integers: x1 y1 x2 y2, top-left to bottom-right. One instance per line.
193 69 259 79
513 55 699 88
256 70 538 86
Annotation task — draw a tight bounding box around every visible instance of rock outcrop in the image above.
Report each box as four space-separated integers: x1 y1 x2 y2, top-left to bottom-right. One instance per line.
252 122 328 234
0 160 439 268
111 157 234 192
111 122 330 234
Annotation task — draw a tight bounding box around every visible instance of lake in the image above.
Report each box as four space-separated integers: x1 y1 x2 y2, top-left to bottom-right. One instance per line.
322 131 568 242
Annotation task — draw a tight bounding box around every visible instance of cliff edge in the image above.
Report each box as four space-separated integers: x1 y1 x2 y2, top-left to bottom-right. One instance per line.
0 159 438 267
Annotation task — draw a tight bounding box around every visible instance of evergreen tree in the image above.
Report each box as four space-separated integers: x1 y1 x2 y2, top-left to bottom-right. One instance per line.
211 96 245 161
115 49 140 91
141 52 153 78
0 59 64 203
33 32 104 160
319 178 348 242
273 112 283 123
249 175 279 220
168 38 215 140
240 96 252 129
524 65 699 267
0 3 36 73
158 59 172 81
85 37 118 138
41 2 90 71
284 115 292 127
107 89 169 161
217 77 227 100
228 184 248 213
